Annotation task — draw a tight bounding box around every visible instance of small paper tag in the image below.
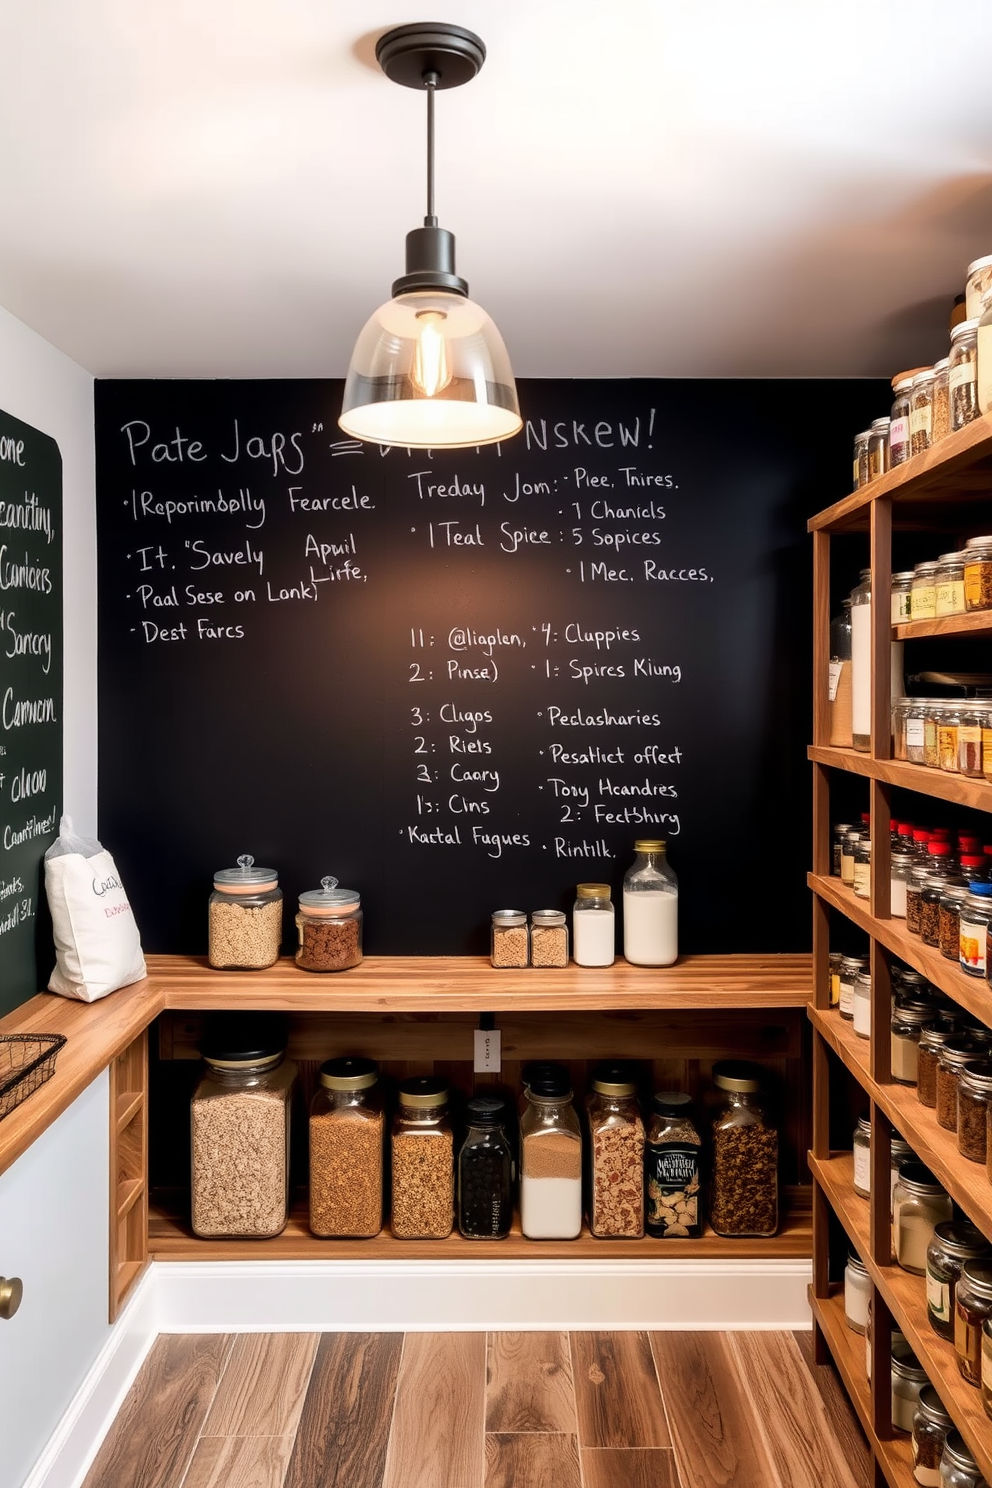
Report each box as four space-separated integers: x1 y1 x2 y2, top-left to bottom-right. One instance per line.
827 660 843 702
474 1028 501 1073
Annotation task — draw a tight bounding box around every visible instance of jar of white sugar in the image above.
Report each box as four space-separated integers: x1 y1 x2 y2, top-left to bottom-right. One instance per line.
208 854 283 969
622 840 678 966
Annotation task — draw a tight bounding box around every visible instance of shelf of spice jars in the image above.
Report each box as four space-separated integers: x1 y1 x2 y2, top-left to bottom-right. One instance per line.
807 747 992 815
145 953 814 1013
808 875 992 1027
892 611 992 642
807 1286 914 1488
808 412 992 535
146 1185 812 1261
811 1149 992 1484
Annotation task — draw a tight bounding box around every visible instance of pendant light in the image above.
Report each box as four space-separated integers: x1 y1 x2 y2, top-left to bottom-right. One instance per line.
339 23 522 449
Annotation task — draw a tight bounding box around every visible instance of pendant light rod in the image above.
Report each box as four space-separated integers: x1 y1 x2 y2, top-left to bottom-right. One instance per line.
425 72 438 226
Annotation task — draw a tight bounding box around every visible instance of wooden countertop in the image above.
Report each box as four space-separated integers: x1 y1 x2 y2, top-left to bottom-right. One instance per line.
0 952 812 1178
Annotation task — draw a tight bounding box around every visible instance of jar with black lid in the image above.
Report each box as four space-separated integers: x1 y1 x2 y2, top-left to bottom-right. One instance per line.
892 1005 930 1085
457 1096 514 1240
937 1039 985 1132
646 1091 701 1238
913 1385 954 1486
309 1057 383 1238
939 1431 987 1488
391 1077 454 1239
208 854 283 969
927 1222 992 1341
955 1261 992 1386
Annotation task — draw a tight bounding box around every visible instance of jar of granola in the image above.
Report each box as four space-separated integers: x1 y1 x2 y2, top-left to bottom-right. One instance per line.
529 909 568 968
586 1065 645 1238
709 1061 778 1237
646 1091 701 1238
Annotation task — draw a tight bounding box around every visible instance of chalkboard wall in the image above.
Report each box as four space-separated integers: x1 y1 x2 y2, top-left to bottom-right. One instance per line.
95 378 886 957
0 407 62 1015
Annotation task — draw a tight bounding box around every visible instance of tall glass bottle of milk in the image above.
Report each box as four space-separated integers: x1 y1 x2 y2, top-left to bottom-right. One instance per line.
623 840 678 966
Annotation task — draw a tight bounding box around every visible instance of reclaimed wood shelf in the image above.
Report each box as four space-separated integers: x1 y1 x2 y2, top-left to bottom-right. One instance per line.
808 746 992 813
148 1186 811 1262
892 610 992 641
811 1149 992 1485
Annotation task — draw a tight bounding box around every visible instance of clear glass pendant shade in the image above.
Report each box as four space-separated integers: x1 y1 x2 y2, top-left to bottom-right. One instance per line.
339 289 522 448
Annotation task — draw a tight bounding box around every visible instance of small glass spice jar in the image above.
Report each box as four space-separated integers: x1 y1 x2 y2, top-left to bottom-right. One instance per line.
892 850 916 917
295 876 362 972
910 369 937 455
709 1060 778 1237
893 1163 953 1275
931 358 951 443
927 1222 992 1341
921 875 949 946
309 1056 383 1238
839 954 868 1020
964 536 992 613
892 1338 931 1433
853 1115 872 1199
828 949 842 1006
924 707 942 770
893 1005 930 1085
912 1385 954 1486
833 822 852 876
939 1431 987 1488
938 1039 986 1131
646 1090 701 1238
844 1249 871 1334
890 377 914 465
960 887 992 977
457 1095 514 1240
529 909 568 968
868 416 891 480
391 1077 454 1240
905 699 928 764
571 882 615 967
919 1024 955 1108
491 909 529 968
853 428 872 489
912 562 940 621
959 710 989 777
950 319 980 430
841 829 860 886
958 1062 992 1164
586 1064 645 1239
208 854 283 970
853 968 872 1040
936 552 967 617
853 837 871 900
955 1261 992 1386
907 866 931 935
892 570 916 623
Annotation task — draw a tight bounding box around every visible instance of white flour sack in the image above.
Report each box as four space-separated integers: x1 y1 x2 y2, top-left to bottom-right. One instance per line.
44 815 146 1000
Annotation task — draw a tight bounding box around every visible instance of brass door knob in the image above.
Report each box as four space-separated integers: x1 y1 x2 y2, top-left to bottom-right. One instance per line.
0 1276 23 1320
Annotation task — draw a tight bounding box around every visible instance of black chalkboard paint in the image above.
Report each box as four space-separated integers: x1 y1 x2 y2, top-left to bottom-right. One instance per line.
0 407 62 1015
95 378 886 958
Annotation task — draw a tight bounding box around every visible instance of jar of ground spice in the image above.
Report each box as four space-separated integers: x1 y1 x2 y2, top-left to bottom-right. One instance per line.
913 1385 953 1485
852 429 872 490
709 1061 778 1238
907 867 931 936
457 1096 514 1240
959 1063 992 1164
646 1091 701 1238
491 910 529 968
530 909 568 968
309 1057 383 1237
950 319 980 431
910 369 936 455
927 1222 992 1342
585 1064 645 1239
893 1164 952 1276
955 1262 992 1386
208 854 283 969
520 1064 582 1240
892 1005 930 1085
919 1025 955 1108
931 358 951 444
190 1014 295 1239
937 1039 985 1131
295 877 362 972
964 537 992 613
391 1077 454 1240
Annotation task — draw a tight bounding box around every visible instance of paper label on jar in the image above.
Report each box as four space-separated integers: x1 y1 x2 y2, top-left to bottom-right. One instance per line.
853 1142 870 1194
926 1269 950 1323
906 717 925 748
960 919 986 973
889 415 910 451
853 861 870 898
891 592 912 623
839 980 854 1016
909 404 932 436
828 660 843 702
936 579 964 615
950 360 977 391
965 561 986 608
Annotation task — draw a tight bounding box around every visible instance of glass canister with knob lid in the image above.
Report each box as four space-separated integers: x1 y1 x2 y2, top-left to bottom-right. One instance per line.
208 854 283 970
309 1056 383 1237
295 876 362 971
709 1060 778 1237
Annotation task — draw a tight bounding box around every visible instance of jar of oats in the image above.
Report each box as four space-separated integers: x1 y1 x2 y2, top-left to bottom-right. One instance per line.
530 909 568 968
209 854 282 969
309 1057 383 1237
190 1015 295 1238
586 1064 645 1238
391 1077 454 1239
491 910 529 968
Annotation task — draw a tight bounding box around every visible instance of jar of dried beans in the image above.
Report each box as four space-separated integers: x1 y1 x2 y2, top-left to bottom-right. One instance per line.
190 1014 295 1238
295 877 362 972
208 854 283 969
958 1062 992 1164
913 1385 953 1485
709 1061 778 1237
457 1096 514 1240
520 1064 582 1240
950 319 980 430
955 1261 992 1386
585 1065 645 1239
530 908 568 968
391 1077 454 1239
646 1090 701 1238
491 909 529 968
309 1057 383 1237
927 1222 992 1342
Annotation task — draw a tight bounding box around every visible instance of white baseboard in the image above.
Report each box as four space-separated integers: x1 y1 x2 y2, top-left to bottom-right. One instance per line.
26 1257 811 1488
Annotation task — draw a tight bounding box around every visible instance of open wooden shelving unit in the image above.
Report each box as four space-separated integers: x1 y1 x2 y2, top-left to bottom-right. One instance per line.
809 414 992 1485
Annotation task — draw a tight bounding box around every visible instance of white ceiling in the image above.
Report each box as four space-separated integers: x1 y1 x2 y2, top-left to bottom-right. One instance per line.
1 0 991 380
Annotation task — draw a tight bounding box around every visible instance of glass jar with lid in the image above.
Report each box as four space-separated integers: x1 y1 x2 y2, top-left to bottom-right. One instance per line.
921 874 950 946
853 969 872 1039
951 319 981 430
931 358 951 443
844 1250 870 1334
893 698 912 759
938 1039 986 1131
868 416 891 480
853 1115 872 1198
960 886 992 977
966 255 992 320
646 1091 701 1238
959 707 988 778
839 954 868 1020
913 1385 954 1486
571 882 615 967
891 1136 918 1215
295 876 362 972
853 836 871 900
892 849 916 916
190 1013 295 1239
924 705 943 769
457 1095 514 1240
980 299 992 416
709 1060 778 1237
912 563 940 622
850 568 872 752
208 853 283 969
939 710 962 773
391 1077 454 1239
852 429 872 490
890 377 914 465
936 553 967 617
939 1431 988 1488
622 839 678 965
958 1062 992 1163
908 866 932 935
910 369 937 455
955 1261 992 1385
309 1056 383 1237
892 571 916 623
920 1024 956 1107
828 949 842 1007
829 604 853 747
840 829 861 886
892 1338 931 1433
964 537 992 613
586 1064 645 1238
940 888 970 959
893 1163 953 1275
491 909 529 968
520 1063 582 1240
905 699 929 764
832 822 852 876
928 1221 992 1341
893 1005 931 1085
530 908 569 968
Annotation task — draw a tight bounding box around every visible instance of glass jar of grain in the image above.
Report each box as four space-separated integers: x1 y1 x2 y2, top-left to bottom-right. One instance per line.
927 1221 992 1342
295 877 362 972
530 908 569 968
893 1164 953 1275
309 1057 383 1237
391 1077 454 1239
931 358 951 444
586 1064 645 1239
491 909 529 968
950 319 980 430
191 1015 295 1238
910 369 937 455
208 854 282 969
709 1061 778 1237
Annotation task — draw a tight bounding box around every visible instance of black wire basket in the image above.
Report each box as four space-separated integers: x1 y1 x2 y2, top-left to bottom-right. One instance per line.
0 1034 67 1120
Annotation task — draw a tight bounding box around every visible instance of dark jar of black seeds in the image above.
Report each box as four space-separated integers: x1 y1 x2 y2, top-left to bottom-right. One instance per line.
457 1095 514 1240
927 1221 992 1341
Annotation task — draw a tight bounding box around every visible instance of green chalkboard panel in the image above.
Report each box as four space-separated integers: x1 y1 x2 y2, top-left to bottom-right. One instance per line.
0 408 62 1016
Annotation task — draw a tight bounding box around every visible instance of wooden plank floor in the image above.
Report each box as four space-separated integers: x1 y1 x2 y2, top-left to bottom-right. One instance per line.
81 1330 870 1488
